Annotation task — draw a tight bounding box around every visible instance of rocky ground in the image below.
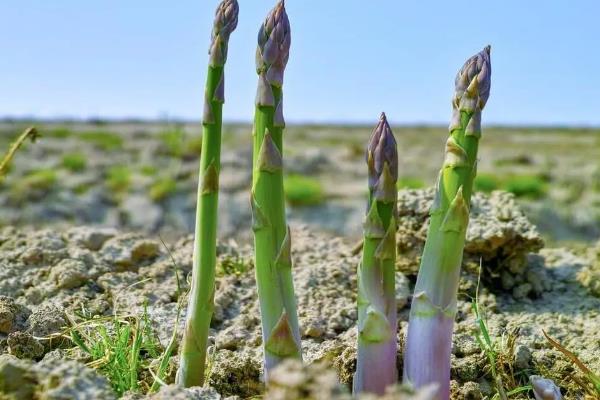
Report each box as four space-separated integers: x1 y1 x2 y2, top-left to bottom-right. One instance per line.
1 189 599 399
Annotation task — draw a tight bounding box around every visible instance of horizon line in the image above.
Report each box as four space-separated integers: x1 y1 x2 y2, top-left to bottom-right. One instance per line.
1 116 600 130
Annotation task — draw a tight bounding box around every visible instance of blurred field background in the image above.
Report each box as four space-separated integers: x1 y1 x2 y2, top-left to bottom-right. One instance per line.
2 121 599 245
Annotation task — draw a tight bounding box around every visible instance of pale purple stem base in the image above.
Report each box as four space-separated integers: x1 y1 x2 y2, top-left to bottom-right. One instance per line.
403 312 453 400
354 337 398 395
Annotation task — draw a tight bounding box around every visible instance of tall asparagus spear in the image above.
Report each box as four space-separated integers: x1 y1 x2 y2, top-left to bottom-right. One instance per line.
251 0 301 381
403 46 491 400
353 113 399 395
177 0 238 387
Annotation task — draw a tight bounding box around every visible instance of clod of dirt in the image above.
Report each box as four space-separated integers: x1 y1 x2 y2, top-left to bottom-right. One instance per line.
65 226 117 251
0 296 30 334
265 359 439 400
208 349 263 398
49 258 89 289
577 240 600 297
100 233 161 269
397 189 545 296
26 304 67 338
122 385 221 400
265 359 351 400
7 331 44 359
0 354 116 400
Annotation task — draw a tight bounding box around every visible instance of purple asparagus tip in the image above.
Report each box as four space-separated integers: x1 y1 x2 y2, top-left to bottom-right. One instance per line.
454 45 492 111
367 113 398 192
208 0 239 67
256 0 291 87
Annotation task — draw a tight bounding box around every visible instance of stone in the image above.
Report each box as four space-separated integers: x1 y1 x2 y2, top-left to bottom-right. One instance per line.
513 344 532 370
65 226 116 251
50 258 89 289
7 331 44 359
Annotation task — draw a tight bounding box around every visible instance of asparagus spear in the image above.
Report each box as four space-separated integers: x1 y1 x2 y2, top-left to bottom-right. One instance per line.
353 113 399 395
251 0 301 381
403 46 491 400
177 0 238 387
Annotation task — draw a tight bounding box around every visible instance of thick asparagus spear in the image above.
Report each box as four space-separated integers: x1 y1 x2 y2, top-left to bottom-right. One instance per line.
177 0 238 387
251 0 301 381
353 113 399 395
403 46 491 400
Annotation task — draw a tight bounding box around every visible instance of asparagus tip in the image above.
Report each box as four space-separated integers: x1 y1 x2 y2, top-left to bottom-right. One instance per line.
208 0 239 67
453 46 492 113
367 114 398 190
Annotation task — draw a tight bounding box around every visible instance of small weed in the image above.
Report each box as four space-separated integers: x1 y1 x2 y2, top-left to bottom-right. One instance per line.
397 176 425 189
0 127 39 182
66 305 163 396
543 331 600 397
284 174 325 206
106 165 131 193
81 131 124 151
217 255 251 277
474 173 501 193
149 178 177 202
61 152 87 172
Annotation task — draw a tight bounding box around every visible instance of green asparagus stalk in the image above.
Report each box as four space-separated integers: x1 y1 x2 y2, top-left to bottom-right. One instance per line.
353 113 399 395
251 0 301 380
177 0 238 387
403 46 491 400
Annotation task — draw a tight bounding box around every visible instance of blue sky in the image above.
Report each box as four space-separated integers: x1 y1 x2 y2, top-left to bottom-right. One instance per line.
1 1 598 125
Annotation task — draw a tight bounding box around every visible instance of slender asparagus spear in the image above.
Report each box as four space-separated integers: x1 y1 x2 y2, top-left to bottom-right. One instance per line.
177 0 238 387
403 46 491 400
353 113 399 395
251 0 301 381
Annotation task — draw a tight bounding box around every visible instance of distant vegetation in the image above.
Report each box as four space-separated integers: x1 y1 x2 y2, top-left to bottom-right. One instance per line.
284 174 325 206
474 173 548 199
61 152 87 172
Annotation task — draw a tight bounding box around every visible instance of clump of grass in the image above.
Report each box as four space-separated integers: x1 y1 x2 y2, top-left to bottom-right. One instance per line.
61 152 87 172
81 131 124 151
184 135 203 157
284 174 325 206
397 176 425 189
473 172 548 199
158 128 203 159
140 165 158 176
503 174 547 199
474 173 501 193
106 165 131 193
148 178 177 202
67 305 170 396
471 265 532 399
11 169 57 200
158 128 186 157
